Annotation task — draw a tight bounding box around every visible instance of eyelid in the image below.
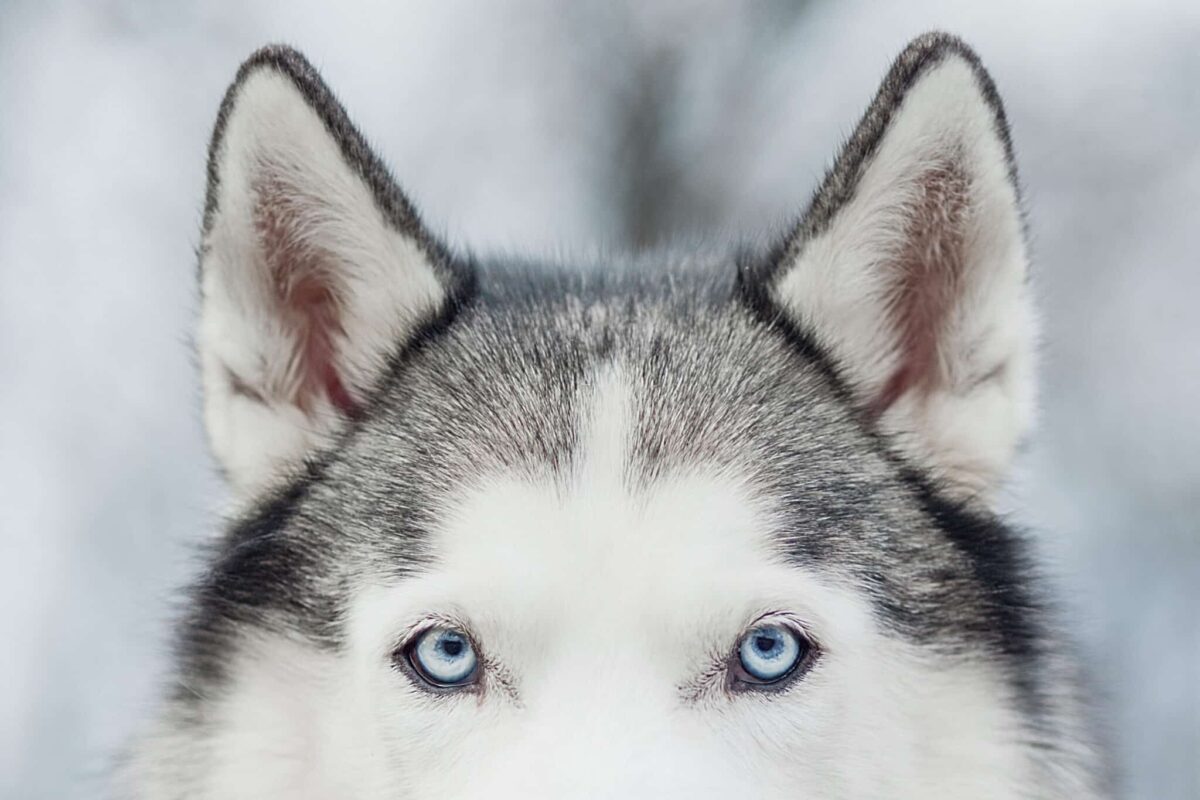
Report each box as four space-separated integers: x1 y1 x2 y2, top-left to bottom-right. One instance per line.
394 612 473 651
744 610 817 641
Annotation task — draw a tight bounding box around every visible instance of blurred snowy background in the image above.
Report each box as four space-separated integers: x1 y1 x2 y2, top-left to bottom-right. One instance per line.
1 1 1197 797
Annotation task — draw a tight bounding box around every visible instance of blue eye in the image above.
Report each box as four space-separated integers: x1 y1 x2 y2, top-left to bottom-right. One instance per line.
407 627 479 687
736 623 809 685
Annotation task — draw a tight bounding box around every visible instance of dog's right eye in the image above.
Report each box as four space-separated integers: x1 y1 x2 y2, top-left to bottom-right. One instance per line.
402 626 480 689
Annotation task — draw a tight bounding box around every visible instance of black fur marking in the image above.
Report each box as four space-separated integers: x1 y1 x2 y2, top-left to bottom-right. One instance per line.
173 457 331 697
898 466 1048 717
911 476 1042 663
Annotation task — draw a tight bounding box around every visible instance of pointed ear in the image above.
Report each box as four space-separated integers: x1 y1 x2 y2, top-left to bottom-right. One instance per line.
199 46 472 498
745 33 1033 500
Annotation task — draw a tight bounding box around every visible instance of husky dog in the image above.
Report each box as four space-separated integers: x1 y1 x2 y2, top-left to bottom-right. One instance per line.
119 32 1106 798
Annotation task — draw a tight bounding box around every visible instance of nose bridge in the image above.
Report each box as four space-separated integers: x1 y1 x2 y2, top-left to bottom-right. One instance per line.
465 685 739 800
526 665 668 754
476 731 710 799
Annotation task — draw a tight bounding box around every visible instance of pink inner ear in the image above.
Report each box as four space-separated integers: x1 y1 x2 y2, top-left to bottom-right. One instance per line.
286 275 359 417
254 175 359 418
870 161 969 418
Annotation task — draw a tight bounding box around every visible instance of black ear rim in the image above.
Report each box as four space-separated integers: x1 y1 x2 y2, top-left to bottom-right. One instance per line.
201 44 474 302
800 32 1020 245
739 31 1022 297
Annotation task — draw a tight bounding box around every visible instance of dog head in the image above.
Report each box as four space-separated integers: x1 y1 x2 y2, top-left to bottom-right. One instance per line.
127 34 1100 799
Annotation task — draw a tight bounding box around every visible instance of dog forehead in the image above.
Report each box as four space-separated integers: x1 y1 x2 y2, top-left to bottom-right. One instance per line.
426 364 788 619
356 285 866 502
339 290 897 588
438 460 774 618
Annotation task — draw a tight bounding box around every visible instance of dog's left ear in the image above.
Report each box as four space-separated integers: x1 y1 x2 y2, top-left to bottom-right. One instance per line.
746 33 1033 500
198 46 470 499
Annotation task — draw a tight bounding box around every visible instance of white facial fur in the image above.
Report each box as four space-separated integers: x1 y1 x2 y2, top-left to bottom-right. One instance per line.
165 366 1032 800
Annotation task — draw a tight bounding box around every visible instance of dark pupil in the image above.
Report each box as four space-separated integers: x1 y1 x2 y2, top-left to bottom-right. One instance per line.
440 637 464 658
754 633 779 655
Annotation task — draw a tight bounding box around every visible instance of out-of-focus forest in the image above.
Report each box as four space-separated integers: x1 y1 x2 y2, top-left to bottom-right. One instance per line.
1 2 1197 797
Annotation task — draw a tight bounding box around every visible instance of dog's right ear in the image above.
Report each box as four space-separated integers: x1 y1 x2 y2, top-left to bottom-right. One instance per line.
199 46 471 499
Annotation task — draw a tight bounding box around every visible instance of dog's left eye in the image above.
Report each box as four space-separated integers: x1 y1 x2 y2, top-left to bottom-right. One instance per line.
733 622 812 687
404 627 479 688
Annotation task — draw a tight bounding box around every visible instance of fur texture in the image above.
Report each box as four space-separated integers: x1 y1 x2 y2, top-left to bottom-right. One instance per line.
118 33 1107 799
